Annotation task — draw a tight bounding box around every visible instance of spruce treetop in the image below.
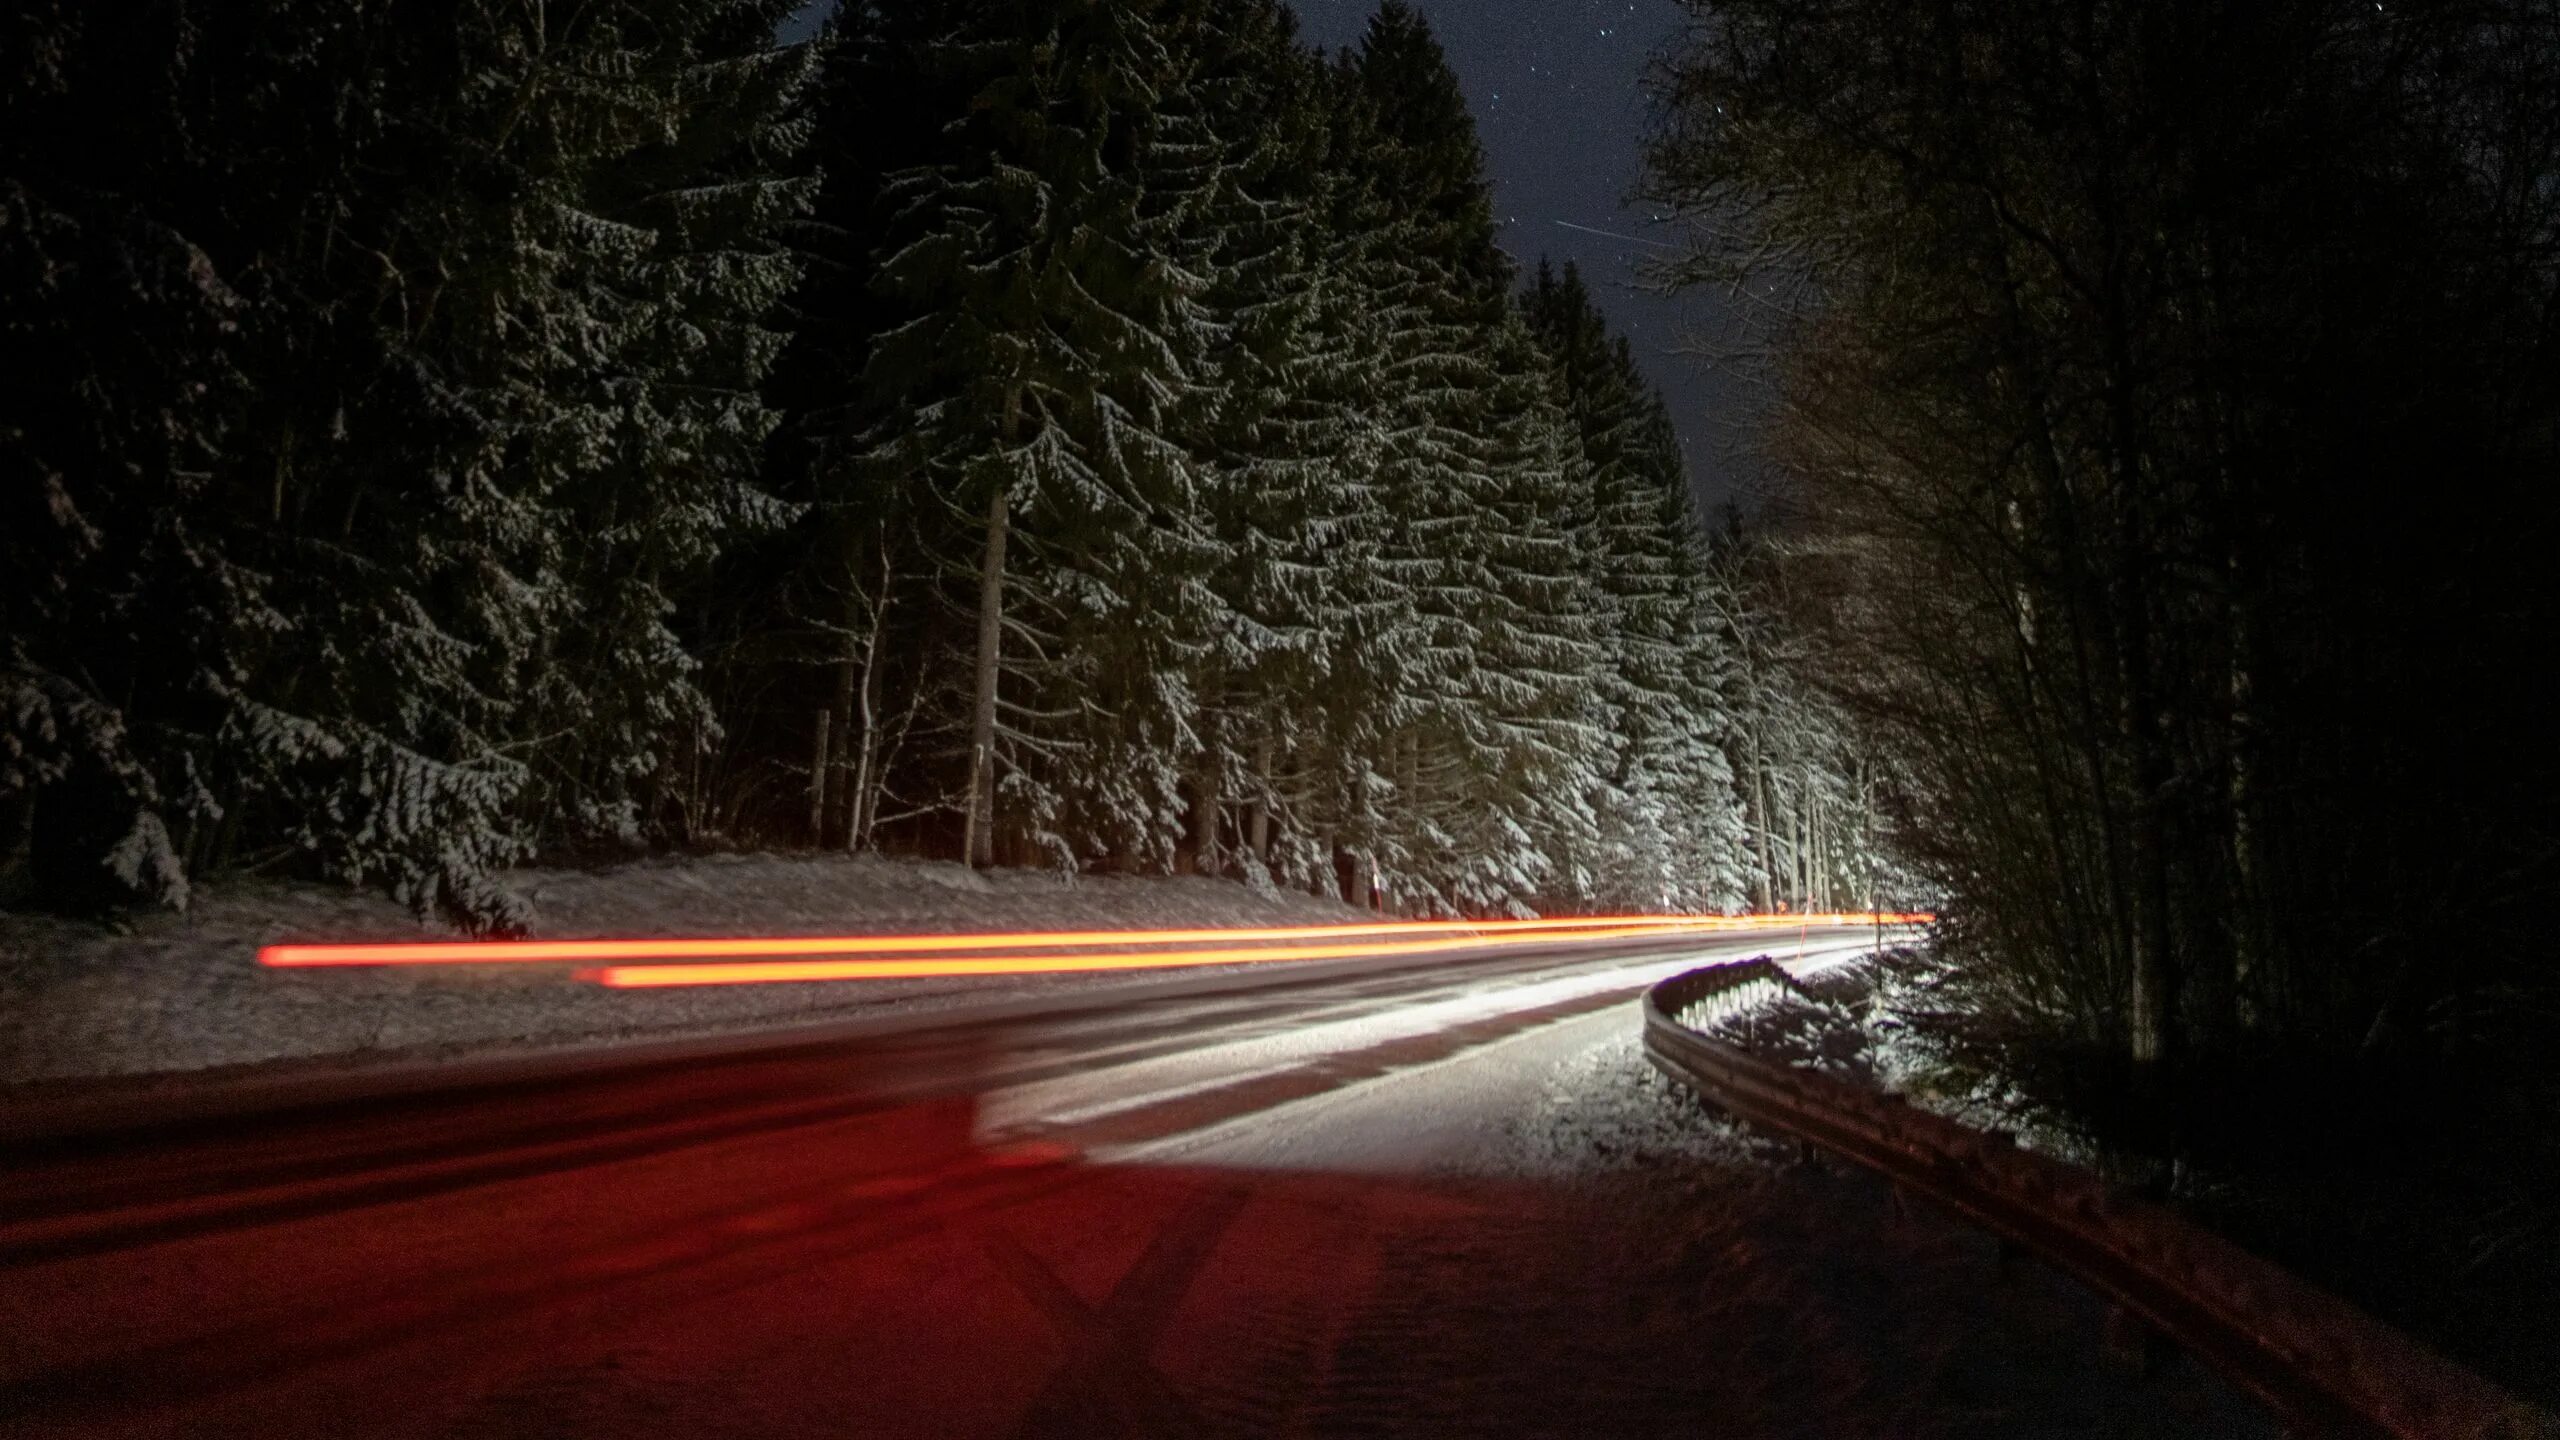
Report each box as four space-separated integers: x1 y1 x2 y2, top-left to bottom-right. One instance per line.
1352 1 1506 300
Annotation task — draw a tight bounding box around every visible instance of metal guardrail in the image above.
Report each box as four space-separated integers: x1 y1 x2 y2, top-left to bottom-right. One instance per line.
1643 959 2559 1440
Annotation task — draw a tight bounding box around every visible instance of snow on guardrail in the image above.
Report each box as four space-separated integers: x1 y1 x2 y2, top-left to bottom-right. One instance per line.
1641 959 2558 1440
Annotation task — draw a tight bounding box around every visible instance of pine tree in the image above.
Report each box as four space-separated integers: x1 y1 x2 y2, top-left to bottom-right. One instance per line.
1318 4 1612 913
523 1 819 851
1197 38 1407 903
1 0 815 927
1160 0 1344 886
838 0 1231 871
226 0 816 925
0 2 244 911
1521 259 1745 910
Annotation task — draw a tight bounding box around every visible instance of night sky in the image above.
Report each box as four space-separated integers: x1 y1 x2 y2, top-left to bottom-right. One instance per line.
1282 0 1750 513
780 0 1750 511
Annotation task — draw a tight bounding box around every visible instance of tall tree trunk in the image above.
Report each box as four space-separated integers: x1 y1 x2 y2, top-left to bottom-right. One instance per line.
1862 769 1879 914
829 590 861 846
1806 771 1819 909
1793 768 1809 909
962 483 1007 871
1341 766 1371 908
847 537 892 853
2224 590 2262 1032
1186 751 1221 877
1248 732 1273 862
962 390 1019 872
808 709 832 846
2101 286 2178 1079
1751 742 1776 912
2123 601 2177 1073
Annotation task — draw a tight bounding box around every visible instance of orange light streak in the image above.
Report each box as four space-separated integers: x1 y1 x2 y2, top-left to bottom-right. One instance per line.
260 913 1932 972
259 915 1663 968
580 915 1933 988
256 913 1915 969
585 924 1700 987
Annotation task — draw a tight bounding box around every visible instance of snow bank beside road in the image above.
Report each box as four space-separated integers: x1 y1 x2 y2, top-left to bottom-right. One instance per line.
0 853 1363 1088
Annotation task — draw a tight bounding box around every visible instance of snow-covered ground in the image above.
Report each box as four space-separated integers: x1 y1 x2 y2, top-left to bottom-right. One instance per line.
0 852 1364 1089
1109 1002 2272 1437
974 942 1825 1162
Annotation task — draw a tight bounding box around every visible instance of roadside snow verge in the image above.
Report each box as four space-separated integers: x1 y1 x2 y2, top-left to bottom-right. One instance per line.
0 852 1363 1092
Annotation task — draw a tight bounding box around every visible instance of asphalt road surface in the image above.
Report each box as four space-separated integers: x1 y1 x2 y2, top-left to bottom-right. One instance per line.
0 928 2273 1438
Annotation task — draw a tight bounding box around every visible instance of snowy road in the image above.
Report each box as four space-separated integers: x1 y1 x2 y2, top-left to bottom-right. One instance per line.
0 927 2270 1438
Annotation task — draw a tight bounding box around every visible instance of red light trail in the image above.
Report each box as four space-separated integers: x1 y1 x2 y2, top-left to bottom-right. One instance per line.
261 914 1726 968
260 913 1932 986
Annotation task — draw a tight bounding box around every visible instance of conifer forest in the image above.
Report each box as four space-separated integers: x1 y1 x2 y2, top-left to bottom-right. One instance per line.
2 0 1881 931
